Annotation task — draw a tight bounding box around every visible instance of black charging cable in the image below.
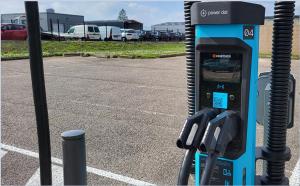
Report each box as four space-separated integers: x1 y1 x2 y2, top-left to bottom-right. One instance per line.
176 108 219 185
199 110 239 185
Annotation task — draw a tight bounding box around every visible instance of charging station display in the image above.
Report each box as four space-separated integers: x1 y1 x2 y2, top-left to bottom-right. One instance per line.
201 53 242 83
199 53 242 111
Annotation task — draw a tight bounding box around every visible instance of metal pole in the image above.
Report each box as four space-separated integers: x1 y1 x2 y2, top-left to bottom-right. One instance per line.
24 1 52 185
50 18 53 38
106 24 107 40
57 18 60 41
83 21 86 41
62 130 87 185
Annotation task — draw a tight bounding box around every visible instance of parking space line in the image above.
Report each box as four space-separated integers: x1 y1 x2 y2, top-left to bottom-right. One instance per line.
26 165 63 186
1 143 155 186
1 149 8 159
290 159 300 186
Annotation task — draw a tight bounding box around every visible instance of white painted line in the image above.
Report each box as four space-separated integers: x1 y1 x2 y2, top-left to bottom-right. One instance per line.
1 143 62 164
1 143 155 186
290 159 300 186
86 166 153 185
26 165 63 186
1 149 8 159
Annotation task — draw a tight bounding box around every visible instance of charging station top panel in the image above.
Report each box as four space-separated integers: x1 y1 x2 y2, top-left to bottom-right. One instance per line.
191 1 265 25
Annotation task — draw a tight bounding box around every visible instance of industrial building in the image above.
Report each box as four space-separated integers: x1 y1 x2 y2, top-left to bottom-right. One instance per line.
86 20 143 30
152 17 299 55
1 9 84 32
260 15 299 55
151 22 185 33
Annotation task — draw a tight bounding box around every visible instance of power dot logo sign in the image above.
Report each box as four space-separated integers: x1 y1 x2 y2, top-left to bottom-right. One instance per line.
200 9 207 17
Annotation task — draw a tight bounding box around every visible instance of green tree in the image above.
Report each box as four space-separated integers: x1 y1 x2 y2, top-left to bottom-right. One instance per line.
118 9 128 21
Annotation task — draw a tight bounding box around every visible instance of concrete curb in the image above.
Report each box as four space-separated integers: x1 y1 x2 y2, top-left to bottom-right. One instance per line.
1 52 186 61
159 53 186 58
63 52 82 57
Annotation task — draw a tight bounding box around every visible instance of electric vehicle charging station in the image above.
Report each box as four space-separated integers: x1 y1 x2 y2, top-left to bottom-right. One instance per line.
177 1 296 185
21 0 296 185
193 2 264 185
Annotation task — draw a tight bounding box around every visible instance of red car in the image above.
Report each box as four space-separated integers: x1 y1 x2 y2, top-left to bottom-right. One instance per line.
1 24 27 40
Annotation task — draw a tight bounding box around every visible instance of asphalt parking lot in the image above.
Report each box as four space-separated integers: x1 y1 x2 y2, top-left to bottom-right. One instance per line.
1 56 299 185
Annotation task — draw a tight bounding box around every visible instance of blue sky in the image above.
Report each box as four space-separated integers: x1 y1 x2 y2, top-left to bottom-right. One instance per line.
1 1 299 30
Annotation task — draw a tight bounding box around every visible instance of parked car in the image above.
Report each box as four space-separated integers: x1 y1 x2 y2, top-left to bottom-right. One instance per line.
98 26 121 41
41 31 65 41
1 23 27 40
159 31 171 41
120 29 139 41
175 32 185 41
152 31 161 41
64 25 101 40
168 32 177 41
135 30 144 40
140 30 154 41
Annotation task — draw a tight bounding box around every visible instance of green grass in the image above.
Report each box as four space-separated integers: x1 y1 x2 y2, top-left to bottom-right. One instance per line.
1 40 299 60
1 40 186 60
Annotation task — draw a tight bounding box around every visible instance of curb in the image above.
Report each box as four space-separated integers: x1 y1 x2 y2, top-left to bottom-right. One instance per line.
1 52 187 61
63 52 82 57
159 53 186 58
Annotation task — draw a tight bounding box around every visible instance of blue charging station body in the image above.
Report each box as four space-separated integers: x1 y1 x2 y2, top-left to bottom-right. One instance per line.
195 24 259 185
191 2 265 185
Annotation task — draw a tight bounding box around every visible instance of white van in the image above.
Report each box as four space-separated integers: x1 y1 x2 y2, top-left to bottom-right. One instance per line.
120 29 139 41
98 26 121 41
65 25 101 40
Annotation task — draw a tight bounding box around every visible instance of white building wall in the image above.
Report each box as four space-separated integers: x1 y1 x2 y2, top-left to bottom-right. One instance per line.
151 22 185 33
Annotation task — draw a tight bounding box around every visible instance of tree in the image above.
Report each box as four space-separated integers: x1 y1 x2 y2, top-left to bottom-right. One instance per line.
118 9 128 21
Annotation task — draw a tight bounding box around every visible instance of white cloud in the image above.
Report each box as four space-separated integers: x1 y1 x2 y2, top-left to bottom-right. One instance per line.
128 2 138 8
1 0 299 30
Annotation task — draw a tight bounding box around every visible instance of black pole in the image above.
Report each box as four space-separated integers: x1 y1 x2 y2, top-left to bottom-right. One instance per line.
50 18 53 38
83 21 86 41
106 24 107 41
263 1 295 185
184 1 197 116
57 18 60 41
25 1 52 185
62 130 87 185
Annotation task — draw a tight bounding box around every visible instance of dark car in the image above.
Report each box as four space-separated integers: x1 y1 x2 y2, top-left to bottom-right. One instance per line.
140 31 153 41
1 23 27 40
151 31 161 41
40 27 65 41
40 32 65 41
159 31 170 41
176 32 185 41
168 32 177 41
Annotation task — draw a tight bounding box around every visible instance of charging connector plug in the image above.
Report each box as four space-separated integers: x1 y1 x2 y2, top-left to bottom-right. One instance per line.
199 110 240 185
176 108 219 150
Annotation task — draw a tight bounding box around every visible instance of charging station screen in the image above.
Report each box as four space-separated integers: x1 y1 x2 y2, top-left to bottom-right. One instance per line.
201 53 242 83
199 52 242 111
